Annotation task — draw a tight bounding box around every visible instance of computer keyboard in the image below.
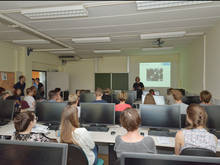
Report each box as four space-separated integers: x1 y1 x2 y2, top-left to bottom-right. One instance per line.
148 130 177 137
0 121 9 126
85 126 109 132
48 124 60 130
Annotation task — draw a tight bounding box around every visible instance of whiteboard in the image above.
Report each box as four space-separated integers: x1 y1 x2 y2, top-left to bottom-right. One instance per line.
47 72 69 94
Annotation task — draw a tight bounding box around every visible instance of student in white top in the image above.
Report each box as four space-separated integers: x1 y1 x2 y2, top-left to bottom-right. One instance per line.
60 96 97 165
24 88 36 111
172 89 188 114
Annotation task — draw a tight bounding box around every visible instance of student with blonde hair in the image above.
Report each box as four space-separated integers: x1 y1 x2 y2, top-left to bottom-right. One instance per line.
175 104 217 155
200 90 212 105
60 106 98 165
115 91 131 111
172 89 188 114
144 93 156 105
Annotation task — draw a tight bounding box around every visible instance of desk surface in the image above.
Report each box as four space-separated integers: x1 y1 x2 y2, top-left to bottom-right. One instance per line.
1 122 220 152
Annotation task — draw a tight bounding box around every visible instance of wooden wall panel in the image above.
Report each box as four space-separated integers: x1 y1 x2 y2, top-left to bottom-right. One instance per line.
0 72 15 92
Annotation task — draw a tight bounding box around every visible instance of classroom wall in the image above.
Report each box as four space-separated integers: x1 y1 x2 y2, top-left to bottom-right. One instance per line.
206 22 220 99
64 52 181 95
0 41 61 90
179 36 204 95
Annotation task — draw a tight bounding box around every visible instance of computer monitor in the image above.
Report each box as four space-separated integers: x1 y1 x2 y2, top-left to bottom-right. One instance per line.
80 93 96 103
0 100 15 121
141 95 165 105
80 103 115 125
153 96 165 105
36 102 67 123
120 152 220 165
200 105 220 131
140 104 181 129
0 140 68 165
126 90 137 105
182 96 201 105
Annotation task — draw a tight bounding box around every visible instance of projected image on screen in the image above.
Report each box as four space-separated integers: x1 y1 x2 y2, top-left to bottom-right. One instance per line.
146 68 163 81
140 62 171 87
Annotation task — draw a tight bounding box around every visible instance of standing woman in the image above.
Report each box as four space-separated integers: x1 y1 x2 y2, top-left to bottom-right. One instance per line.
133 76 144 100
60 105 98 165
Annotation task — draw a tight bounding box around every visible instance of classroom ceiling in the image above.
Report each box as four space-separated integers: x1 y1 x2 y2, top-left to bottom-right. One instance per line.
0 1 220 59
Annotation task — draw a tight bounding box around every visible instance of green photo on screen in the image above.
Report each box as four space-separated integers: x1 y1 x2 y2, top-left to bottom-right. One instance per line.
139 62 171 87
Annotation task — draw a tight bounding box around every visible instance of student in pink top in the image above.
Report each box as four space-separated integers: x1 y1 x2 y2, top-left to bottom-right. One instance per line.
115 91 131 112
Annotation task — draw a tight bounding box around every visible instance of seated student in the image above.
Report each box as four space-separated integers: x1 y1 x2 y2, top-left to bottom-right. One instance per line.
7 88 22 108
200 90 212 105
149 89 155 95
24 88 36 111
13 111 50 142
165 88 176 105
0 91 11 100
114 108 156 158
93 88 107 103
144 93 156 104
175 104 217 155
60 106 98 165
115 91 131 112
48 90 59 102
54 88 63 102
172 89 188 114
102 88 112 103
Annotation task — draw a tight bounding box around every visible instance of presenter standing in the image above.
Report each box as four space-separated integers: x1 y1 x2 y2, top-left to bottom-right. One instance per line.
133 76 144 100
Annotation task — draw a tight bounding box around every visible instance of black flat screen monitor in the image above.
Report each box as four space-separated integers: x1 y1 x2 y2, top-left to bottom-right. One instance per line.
80 103 115 125
140 104 181 129
0 140 68 165
80 93 96 103
121 152 220 165
0 100 15 121
182 96 201 105
200 105 220 131
126 91 137 105
36 102 67 123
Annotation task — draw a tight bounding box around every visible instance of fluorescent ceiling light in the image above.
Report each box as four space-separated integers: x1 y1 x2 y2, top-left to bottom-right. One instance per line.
21 5 88 19
94 50 121 54
140 31 186 40
142 47 174 51
51 50 75 54
12 39 50 44
72 37 111 43
136 1 212 10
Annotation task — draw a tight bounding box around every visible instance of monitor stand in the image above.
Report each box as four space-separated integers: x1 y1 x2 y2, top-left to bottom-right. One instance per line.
148 128 177 137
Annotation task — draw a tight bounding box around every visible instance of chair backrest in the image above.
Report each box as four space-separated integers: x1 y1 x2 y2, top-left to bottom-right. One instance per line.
180 148 216 157
67 144 88 165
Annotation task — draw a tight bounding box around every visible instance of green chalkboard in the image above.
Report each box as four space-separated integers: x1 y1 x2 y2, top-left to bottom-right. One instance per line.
112 73 128 90
95 73 111 90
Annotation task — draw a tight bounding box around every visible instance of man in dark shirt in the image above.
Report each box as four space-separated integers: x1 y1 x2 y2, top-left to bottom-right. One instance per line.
14 75 26 96
133 76 144 100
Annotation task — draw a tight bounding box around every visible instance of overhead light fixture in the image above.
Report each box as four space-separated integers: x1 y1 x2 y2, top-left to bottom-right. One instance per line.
12 39 50 44
140 31 186 40
21 5 88 19
72 37 111 44
51 50 75 54
142 47 174 51
94 50 121 54
136 1 212 10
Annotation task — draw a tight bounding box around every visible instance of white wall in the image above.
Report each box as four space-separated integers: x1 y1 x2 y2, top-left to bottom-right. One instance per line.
179 37 204 95
206 22 220 99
